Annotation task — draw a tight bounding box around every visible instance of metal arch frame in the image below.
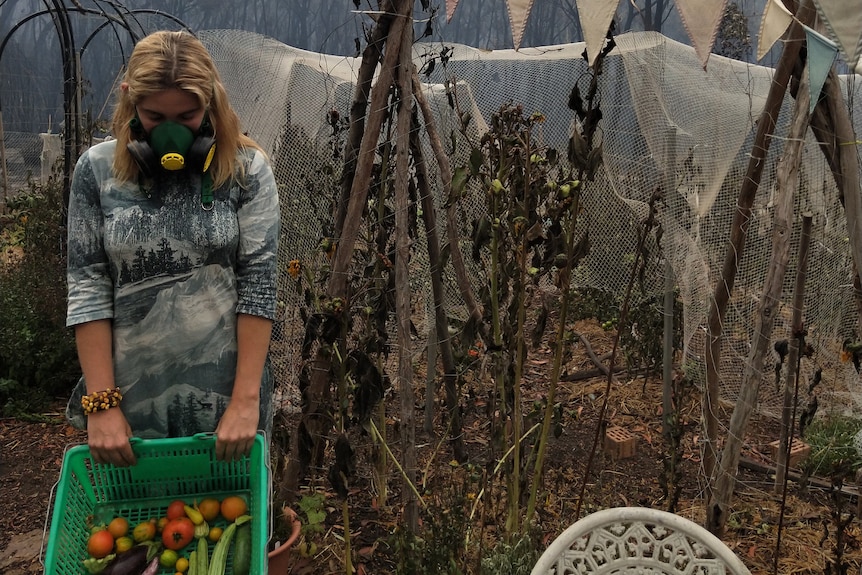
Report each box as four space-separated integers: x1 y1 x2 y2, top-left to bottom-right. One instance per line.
0 1 192 205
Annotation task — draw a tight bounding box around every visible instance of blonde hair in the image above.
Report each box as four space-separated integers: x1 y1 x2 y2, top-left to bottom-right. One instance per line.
111 30 262 187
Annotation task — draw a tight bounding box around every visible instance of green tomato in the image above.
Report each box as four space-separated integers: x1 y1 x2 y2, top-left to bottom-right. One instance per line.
160 549 179 568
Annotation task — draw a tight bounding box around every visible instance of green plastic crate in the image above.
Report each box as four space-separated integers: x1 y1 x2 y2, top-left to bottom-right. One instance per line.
43 434 270 575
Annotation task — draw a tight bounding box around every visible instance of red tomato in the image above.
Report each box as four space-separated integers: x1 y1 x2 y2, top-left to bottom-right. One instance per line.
166 500 187 521
161 517 195 551
87 529 115 559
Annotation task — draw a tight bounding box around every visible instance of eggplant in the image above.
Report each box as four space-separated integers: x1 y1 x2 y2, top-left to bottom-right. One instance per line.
140 556 160 575
101 544 150 575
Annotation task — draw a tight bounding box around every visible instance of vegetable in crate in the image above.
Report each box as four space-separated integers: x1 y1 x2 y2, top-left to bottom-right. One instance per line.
208 514 251 575
141 556 161 575
219 495 248 522
132 519 157 542
90 541 159 575
197 498 221 522
167 500 187 520
197 533 210 575
87 529 116 559
186 503 210 538
159 549 179 569
184 504 204 525
232 520 252 575
83 554 116 574
162 517 195 550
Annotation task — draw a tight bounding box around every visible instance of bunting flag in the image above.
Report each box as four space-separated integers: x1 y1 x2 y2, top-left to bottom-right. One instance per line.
576 0 619 68
804 25 838 113
812 0 862 71
446 0 460 23
507 0 536 50
674 0 727 69
756 0 794 62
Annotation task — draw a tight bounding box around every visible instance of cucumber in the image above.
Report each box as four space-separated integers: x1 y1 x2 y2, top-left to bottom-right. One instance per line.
232 522 252 575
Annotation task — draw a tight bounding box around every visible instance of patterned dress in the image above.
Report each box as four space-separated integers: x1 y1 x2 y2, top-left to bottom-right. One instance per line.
65 139 280 439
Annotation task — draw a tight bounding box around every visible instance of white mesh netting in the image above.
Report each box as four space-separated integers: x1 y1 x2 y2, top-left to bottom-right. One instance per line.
5 28 859 427
195 28 862 423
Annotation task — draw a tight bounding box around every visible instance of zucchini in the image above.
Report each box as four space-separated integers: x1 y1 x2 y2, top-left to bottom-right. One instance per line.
208 514 251 575
198 533 209 575
232 521 252 575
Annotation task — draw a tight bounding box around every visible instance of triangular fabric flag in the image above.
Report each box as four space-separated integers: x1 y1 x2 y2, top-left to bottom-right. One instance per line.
812 0 862 70
756 0 794 62
576 0 619 68
446 0 460 23
805 25 838 113
506 0 535 50
675 0 728 69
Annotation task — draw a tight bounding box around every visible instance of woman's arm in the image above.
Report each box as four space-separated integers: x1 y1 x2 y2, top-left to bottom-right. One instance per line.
216 149 279 460
75 319 136 466
214 313 272 461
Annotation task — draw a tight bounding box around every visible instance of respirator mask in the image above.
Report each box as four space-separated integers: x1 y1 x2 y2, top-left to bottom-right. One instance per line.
127 114 216 179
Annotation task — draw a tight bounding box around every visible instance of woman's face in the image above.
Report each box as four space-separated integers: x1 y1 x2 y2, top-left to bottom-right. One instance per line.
134 88 206 134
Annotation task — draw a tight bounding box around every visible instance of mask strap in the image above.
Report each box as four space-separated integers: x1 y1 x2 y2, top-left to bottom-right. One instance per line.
201 172 214 211
129 113 146 137
137 174 153 200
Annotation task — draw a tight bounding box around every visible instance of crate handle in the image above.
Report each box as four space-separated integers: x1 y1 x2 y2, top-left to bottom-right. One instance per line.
128 436 215 483
39 441 89 567
127 433 213 447
259 429 274 546
39 476 60 567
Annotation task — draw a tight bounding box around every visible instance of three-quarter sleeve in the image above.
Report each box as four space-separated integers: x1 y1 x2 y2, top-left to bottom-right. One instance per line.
234 150 280 320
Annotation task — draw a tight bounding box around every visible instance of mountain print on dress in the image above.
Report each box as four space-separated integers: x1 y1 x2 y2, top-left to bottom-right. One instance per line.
65 139 279 438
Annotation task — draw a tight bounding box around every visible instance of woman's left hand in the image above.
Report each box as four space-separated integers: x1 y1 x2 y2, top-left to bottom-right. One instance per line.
214 394 259 461
219 314 270 460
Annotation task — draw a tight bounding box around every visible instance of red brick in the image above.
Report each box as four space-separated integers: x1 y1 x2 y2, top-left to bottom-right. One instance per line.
604 425 637 460
769 438 811 469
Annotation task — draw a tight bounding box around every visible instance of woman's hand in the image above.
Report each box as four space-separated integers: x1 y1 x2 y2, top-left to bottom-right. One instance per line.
215 393 259 461
76 321 136 466
86 408 136 466
215 314 271 460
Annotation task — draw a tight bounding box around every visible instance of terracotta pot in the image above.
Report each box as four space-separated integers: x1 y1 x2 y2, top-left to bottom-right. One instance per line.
268 506 302 574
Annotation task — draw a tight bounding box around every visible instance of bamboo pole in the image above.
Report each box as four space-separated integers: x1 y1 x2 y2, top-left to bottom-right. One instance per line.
774 213 813 575
409 94 467 462
326 0 411 300
709 59 809 532
776 213 813 491
662 126 676 437
393 0 418 531
284 0 411 497
821 69 862 335
411 74 483 324
704 0 812 532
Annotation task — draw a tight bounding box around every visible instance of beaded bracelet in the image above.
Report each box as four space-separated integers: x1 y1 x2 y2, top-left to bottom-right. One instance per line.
81 387 123 415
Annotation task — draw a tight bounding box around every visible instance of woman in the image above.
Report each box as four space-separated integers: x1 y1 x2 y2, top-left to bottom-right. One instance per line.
65 30 280 467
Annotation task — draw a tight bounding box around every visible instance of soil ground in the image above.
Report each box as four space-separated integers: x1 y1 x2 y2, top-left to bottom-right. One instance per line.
3 320 862 574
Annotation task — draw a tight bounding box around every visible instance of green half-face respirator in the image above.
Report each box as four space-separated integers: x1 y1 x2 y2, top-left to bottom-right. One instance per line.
127 115 216 179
